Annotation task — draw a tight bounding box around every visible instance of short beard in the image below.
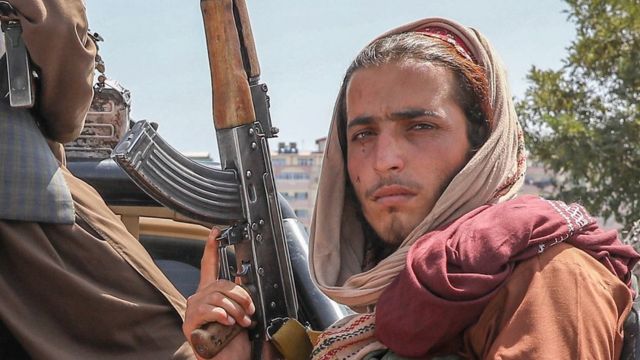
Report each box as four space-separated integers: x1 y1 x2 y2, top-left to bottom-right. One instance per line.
347 180 407 264
375 208 411 246
356 207 398 267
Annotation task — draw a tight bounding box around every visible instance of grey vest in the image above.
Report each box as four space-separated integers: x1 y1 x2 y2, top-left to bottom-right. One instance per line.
0 33 74 224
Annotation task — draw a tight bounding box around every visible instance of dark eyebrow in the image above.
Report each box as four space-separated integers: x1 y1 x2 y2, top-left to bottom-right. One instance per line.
390 108 443 120
346 115 375 129
347 108 443 130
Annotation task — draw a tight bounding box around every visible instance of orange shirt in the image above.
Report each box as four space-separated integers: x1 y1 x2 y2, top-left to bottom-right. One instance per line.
463 243 633 359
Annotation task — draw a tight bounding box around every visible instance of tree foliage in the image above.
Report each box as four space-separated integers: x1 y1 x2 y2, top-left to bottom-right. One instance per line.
518 0 640 229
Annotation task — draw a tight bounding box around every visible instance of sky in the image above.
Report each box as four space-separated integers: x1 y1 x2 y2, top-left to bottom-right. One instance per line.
84 0 575 160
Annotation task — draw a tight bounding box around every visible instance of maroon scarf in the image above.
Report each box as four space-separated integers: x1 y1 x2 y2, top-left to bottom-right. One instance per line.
375 195 639 358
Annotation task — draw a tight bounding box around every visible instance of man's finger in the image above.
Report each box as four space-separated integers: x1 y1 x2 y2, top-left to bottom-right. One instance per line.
183 303 233 339
202 290 253 327
198 227 222 291
201 280 255 317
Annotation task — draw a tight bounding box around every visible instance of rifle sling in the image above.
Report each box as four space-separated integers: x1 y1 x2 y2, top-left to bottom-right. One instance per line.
269 318 315 360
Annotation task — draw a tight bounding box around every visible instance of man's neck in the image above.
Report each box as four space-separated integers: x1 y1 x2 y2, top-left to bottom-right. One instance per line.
362 222 397 271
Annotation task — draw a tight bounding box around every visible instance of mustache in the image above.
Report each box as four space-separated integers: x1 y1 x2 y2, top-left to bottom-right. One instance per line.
363 176 423 199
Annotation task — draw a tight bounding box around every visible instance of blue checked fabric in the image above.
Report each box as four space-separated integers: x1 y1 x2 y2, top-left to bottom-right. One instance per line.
0 101 74 224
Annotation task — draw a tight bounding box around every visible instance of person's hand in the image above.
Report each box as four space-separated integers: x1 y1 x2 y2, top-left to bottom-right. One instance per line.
183 228 256 359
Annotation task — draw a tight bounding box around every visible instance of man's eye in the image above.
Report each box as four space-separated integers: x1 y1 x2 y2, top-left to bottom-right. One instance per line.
351 130 374 141
410 123 435 131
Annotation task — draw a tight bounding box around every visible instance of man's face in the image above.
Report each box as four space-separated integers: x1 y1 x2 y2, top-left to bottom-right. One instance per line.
345 62 472 246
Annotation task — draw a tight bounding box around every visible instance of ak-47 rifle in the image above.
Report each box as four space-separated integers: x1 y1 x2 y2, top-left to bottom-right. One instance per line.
190 0 299 357
112 0 318 358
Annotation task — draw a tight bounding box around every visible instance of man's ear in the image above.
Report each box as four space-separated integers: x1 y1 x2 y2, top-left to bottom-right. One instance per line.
473 122 488 151
466 112 489 153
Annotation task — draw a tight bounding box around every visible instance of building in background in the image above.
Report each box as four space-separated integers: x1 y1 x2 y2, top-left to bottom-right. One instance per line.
271 138 326 229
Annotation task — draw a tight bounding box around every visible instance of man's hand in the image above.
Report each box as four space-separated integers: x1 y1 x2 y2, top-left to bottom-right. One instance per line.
183 228 256 359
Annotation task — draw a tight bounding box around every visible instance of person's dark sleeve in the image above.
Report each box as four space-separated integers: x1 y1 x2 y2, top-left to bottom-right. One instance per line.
11 0 96 143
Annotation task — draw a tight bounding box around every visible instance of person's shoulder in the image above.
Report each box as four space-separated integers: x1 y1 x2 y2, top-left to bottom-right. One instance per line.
517 242 609 278
467 241 633 360
536 241 600 266
511 242 630 301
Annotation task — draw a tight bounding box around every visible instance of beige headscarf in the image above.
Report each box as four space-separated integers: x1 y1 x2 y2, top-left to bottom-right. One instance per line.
309 17 526 312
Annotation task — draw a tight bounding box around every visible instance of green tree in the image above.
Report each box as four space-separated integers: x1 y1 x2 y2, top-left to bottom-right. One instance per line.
518 0 640 230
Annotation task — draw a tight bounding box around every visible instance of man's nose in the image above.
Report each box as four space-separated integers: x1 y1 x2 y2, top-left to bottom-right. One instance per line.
373 133 405 173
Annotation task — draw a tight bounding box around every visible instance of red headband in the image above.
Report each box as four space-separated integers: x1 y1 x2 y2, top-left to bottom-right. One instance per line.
415 26 476 63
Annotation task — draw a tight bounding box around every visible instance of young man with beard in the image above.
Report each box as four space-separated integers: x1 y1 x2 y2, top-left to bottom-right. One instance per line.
184 17 639 359
0 1 195 358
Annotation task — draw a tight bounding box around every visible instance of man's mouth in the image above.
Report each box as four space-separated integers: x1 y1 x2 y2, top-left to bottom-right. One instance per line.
370 185 416 205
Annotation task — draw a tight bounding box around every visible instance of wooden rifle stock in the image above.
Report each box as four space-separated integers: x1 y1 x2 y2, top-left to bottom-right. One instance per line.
190 321 244 359
200 0 259 130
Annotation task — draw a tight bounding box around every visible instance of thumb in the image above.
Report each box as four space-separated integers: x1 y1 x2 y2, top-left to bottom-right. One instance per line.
198 227 222 291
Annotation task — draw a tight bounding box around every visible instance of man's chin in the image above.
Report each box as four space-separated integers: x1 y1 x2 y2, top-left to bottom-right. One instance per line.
376 217 413 246
363 206 425 246
381 234 405 247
